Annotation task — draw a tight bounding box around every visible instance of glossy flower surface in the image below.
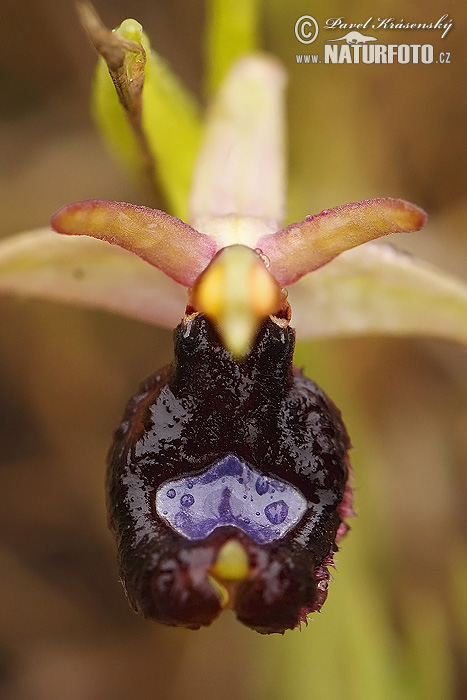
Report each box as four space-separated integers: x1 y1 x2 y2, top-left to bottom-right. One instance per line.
45 15 429 632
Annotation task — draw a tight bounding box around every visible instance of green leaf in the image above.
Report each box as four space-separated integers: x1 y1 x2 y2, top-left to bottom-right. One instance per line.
205 0 260 95
288 243 467 347
140 45 202 219
0 229 186 327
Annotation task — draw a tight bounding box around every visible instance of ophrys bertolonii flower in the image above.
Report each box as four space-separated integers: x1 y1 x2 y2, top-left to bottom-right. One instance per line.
4 6 466 634
49 39 425 633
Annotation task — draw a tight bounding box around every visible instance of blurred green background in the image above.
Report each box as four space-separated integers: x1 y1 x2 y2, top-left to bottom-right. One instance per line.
0 1 466 699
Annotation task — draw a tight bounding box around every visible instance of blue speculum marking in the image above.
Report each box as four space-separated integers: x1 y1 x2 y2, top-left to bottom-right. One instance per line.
155 455 307 544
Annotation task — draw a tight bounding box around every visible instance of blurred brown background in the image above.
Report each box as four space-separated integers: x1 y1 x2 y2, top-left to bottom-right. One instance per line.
0 1 466 699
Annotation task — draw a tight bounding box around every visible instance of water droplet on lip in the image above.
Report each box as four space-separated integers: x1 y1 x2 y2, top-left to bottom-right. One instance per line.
255 476 269 496
180 493 195 507
264 500 289 525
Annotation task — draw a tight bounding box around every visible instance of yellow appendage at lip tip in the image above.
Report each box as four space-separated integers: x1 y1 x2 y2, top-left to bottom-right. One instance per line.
207 540 251 609
211 539 251 582
191 244 283 359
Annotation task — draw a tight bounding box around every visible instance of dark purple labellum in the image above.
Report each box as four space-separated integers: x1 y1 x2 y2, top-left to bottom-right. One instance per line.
107 313 352 634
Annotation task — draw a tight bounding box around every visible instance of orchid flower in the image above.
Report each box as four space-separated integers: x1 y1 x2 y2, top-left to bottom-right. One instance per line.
0 0 466 646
